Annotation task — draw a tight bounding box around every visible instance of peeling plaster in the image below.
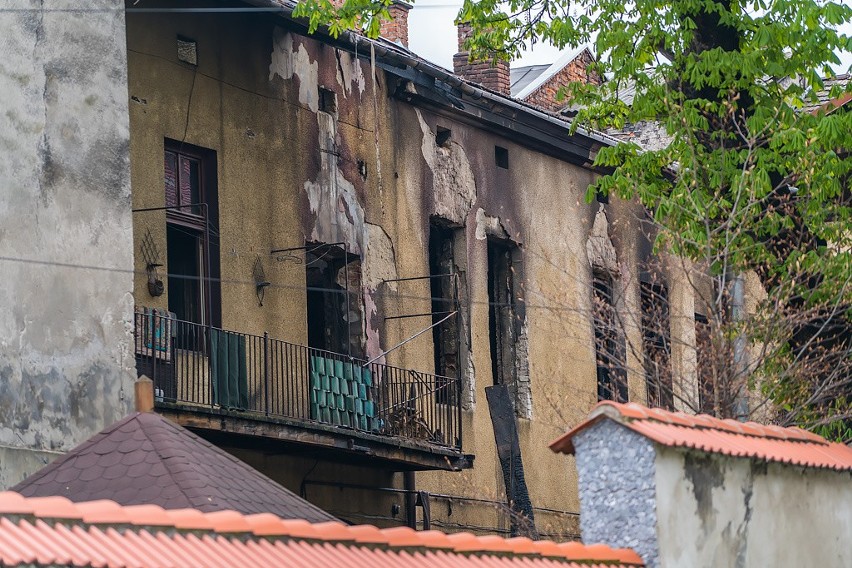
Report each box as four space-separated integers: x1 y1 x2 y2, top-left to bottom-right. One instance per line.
304 111 366 254
514 320 532 419
474 207 509 241
334 50 366 98
269 27 319 112
586 205 619 273
363 223 397 291
363 223 398 362
416 110 476 224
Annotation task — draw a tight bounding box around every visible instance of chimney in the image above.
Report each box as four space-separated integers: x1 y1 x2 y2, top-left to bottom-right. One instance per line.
453 22 510 95
135 376 154 413
379 1 412 47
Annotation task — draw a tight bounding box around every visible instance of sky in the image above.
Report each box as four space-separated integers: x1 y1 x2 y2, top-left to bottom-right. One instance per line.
408 0 852 73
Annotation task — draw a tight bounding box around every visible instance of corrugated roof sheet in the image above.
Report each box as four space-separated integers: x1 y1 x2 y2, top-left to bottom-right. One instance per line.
12 412 335 523
0 492 644 567
550 401 852 471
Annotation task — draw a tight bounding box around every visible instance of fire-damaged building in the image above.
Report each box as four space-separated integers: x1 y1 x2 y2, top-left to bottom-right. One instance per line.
1 0 710 539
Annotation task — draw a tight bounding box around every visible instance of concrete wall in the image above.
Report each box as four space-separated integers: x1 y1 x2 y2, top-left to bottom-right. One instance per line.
655 447 852 567
574 419 852 567
0 0 136 487
125 8 705 536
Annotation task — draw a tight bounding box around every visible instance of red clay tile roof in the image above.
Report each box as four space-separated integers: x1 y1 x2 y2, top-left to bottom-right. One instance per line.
550 401 852 471
0 492 644 567
11 412 334 523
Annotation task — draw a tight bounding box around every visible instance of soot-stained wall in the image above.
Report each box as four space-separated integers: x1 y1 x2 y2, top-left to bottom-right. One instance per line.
125 8 694 535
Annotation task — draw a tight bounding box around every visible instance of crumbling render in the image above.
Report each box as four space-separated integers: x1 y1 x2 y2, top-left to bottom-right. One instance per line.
363 223 398 362
416 110 476 225
585 205 619 274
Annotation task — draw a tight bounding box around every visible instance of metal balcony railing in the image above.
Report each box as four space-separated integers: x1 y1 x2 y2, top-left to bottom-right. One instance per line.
133 309 462 450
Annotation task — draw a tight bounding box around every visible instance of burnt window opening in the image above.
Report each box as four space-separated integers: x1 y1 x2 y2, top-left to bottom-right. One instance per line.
593 270 627 403
305 243 363 358
487 238 529 416
436 127 452 147
319 87 337 115
429 221 460 405
641 281 673 409
495 146 509 169
695 313 715 414
164 140 221 329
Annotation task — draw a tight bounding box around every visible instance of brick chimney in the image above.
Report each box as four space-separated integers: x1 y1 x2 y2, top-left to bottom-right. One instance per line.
379 1 412 47
452 22 510 95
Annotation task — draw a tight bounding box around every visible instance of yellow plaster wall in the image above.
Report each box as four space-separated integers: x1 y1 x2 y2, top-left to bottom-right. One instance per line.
126 9 695 537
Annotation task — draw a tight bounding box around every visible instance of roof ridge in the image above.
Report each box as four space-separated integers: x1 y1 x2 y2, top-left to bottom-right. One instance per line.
0 492 645 566
610 403 829 444
134 413 199 511
550 401 852 471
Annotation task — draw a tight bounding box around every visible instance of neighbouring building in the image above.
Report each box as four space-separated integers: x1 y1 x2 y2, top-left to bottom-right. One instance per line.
0 0 136 487
1 0 721 539
551 401 852 567
510 46 602 112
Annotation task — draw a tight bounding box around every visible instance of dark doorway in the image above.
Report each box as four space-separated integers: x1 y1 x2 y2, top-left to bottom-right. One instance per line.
305 243 363 358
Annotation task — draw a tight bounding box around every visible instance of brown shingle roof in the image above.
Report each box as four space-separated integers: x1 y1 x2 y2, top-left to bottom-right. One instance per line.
550 401 852 471
0 492 645 567
11 412 334 522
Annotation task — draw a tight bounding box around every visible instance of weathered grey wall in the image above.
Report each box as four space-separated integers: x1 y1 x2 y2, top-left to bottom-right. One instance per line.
573 420 660 565
0 0 135 488
655 448 852 567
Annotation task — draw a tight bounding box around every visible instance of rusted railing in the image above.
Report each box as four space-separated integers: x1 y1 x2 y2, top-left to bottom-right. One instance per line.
133 310 462 450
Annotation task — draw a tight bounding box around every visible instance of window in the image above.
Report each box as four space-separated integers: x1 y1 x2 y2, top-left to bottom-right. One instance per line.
641 281 673 409
164 140 220 327
305 243 363 358
495 146 509 169
593 270 627 402
436 127 452 147
487 239 517 387
429 221 459 404
318 87 337 114
695 313 715 414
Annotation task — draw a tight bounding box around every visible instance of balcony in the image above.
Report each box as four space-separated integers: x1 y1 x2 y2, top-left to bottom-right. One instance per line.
133 309 472 471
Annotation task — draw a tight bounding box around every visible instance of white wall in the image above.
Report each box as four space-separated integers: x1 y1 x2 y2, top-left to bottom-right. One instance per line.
655 447 852 567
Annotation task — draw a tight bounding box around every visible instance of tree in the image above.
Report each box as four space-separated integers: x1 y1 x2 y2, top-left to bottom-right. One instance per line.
295 0 852 439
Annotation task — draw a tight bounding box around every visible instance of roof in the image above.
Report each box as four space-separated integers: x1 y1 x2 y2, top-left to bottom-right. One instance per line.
514 46 595 100
511 64 551 96
804 74 851 113
0 492 645 567
550 401 852 472
11 412 334 523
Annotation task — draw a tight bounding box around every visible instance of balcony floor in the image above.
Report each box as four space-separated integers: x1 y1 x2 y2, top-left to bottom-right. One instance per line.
157 402 474 472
